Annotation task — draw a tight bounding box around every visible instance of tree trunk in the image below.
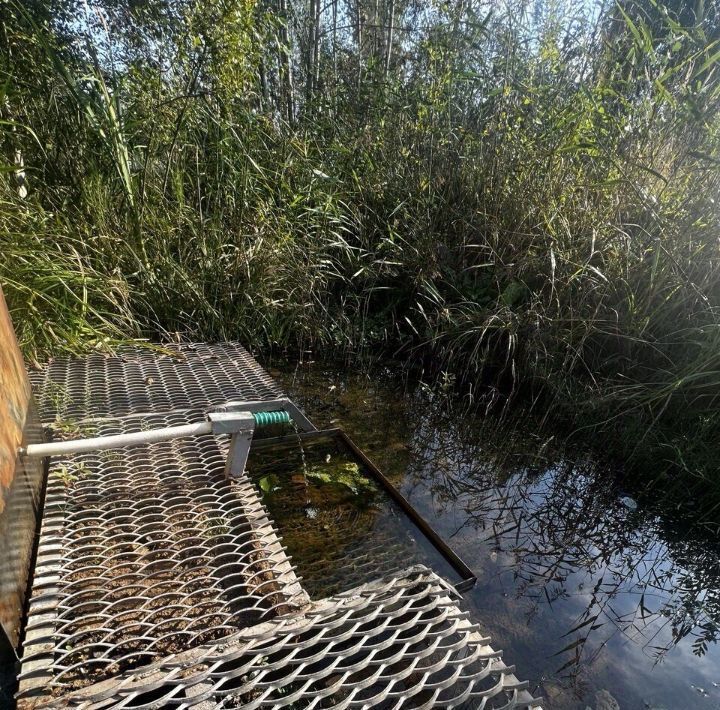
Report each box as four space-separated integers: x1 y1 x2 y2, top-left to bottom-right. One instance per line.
306 0 321 104
384 0 395 79
312 0 321 98
278 0 295 123
355 0 363 88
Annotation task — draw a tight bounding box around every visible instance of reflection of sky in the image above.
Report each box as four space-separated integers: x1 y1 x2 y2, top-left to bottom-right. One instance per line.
399 411 720 709
278 363 720 710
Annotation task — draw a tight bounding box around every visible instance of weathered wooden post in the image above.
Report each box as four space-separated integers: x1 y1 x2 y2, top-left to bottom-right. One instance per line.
0 287 44 651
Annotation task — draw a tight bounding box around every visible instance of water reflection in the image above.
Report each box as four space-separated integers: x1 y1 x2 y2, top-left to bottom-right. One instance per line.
274 361 720 709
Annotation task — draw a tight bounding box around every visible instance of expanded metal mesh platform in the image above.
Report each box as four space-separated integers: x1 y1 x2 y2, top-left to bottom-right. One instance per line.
29 344 282 423
26 567 531 709
18 417 307 701
291 523 420 599
18 344 540 708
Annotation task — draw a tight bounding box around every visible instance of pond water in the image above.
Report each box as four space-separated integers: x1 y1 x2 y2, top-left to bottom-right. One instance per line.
246 435 461 598
266 358 720 710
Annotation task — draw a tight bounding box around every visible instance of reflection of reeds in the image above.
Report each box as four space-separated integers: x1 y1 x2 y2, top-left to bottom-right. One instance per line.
388 395 720 679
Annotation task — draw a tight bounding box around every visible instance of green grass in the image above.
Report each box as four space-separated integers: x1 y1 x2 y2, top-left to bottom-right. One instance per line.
3 0 720 519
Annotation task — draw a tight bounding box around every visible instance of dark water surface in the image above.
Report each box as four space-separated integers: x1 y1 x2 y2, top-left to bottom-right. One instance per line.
266 358 720 710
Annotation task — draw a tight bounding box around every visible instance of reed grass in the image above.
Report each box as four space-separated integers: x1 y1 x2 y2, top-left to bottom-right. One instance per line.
2 0 720 517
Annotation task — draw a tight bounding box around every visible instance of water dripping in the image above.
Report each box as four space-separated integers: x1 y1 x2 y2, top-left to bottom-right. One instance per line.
290 419 315 518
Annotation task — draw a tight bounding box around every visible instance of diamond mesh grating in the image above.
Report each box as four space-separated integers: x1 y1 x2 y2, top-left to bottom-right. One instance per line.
29 343 283 423
256 497 432 599
17 417 307 702
297 525 419 598
26 567 535 709
19 343 541 708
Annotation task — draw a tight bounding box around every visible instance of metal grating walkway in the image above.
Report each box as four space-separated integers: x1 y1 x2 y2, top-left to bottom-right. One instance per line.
29 567 529 709
18 416 307 700
18 344 540 709
29 343 283 423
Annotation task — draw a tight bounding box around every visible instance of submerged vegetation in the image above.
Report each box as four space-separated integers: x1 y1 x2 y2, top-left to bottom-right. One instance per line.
2 1 720 513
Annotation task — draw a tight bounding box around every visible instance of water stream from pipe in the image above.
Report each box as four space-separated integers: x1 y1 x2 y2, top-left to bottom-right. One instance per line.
289 419 314 517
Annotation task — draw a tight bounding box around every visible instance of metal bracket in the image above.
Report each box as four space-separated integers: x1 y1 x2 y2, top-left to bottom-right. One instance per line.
207 411 255 478
216 398 316 433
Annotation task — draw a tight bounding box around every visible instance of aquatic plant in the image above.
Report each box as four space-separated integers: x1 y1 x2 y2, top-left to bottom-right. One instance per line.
305 462 376 496
259 461 376 497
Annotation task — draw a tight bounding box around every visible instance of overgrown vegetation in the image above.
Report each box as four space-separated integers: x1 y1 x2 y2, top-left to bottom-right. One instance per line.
2 0 720 513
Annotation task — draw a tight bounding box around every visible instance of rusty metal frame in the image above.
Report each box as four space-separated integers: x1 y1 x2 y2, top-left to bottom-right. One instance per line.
0 287 45 652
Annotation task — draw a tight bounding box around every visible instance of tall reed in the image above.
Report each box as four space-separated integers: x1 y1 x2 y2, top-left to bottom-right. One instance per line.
3 0 720 517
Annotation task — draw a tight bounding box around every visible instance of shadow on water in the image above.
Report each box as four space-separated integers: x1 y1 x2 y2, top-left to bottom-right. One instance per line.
267 357 720 710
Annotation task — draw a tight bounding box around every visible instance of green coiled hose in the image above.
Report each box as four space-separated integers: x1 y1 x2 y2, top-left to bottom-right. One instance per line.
253 410 291 427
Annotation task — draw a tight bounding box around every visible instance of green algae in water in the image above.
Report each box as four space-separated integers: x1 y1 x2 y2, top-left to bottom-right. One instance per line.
258 473 281 495
306 461 375 495
259 460 377 499
248 440 416 598
258 454 378 504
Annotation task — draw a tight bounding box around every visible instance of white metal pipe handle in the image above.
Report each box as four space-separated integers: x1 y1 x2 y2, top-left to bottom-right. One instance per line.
20 421 214 458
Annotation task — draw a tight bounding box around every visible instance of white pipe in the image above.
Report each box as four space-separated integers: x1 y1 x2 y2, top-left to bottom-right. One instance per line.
22 421 213 458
